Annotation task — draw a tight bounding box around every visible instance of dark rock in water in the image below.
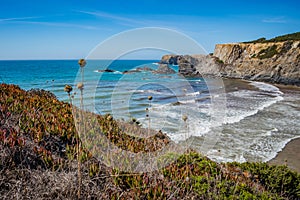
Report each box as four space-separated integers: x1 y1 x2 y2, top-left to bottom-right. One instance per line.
123 69 142 74
136 66 154 71
123 66 154 74
153 64 176 74
98 69 116 73
172 101 181 106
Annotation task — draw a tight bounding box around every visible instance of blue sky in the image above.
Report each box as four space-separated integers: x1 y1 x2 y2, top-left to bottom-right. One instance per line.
1 0 300 60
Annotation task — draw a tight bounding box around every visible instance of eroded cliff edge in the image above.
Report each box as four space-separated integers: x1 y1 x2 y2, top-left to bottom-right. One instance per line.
163 40 300 85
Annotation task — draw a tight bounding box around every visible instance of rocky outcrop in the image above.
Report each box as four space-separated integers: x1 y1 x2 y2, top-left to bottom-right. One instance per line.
160 55 181 65
175 41 300 85
123 66 153 74
178 55 223 77
153 64 176 74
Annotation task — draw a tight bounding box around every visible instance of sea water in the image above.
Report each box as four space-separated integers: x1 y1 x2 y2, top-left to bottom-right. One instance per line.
1 60 299 163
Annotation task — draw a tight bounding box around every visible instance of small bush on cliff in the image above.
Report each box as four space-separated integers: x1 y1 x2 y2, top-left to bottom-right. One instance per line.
216 58 224 64
257 45 278 59
244 37 267 43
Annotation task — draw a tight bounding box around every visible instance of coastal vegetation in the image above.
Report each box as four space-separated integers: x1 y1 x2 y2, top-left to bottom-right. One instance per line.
256 45 279 59
1 83 299 199
244 32 300 43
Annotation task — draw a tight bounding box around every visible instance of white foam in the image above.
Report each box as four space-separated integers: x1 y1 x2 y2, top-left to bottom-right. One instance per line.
185 91 201 96
224 82 284 125
264 128 278 136
256 135 300 162
224 95 283 125
135 89 168 95
250 81 283 94
113 71 122 74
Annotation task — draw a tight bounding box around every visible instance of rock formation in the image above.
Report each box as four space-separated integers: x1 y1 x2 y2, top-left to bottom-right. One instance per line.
178 55 223 77
213 41 300 85
160 55 181 65
169 40 300 85
153 64 176 74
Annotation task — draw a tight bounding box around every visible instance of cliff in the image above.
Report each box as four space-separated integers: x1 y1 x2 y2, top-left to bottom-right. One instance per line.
163 40 300 85
213 41 300 85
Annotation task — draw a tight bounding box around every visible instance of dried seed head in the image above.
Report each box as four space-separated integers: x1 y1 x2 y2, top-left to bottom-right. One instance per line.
106 115 113 121
64 85 73 94
77 82 84 90
78 59 86 68
148 96 153 101
182 115 188 122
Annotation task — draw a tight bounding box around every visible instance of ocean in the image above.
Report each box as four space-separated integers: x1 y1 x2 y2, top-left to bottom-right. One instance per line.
1 60 299 163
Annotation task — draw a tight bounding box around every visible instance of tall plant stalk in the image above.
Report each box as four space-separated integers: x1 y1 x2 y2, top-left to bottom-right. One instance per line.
77 58 86 199
182 114 189 180
146 96 153 171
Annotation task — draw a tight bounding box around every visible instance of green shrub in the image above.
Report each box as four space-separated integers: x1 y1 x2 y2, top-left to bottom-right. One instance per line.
257 45 278 59
231 162 300 199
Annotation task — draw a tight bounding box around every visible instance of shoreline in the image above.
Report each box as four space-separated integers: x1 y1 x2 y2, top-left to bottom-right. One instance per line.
2 77 300 173
268 137 300 173
264 83 300 173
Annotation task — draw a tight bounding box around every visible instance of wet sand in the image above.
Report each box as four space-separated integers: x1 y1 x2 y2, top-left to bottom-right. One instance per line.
268 137 300 173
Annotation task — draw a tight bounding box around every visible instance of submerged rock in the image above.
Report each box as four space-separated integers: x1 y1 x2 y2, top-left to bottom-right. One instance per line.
123 69 141 74
136 66 154 71
123 66 154 74
98 69 116 73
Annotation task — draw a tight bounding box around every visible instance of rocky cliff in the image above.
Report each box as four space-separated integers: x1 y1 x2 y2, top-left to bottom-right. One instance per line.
213 41 300 85
165 40 300 85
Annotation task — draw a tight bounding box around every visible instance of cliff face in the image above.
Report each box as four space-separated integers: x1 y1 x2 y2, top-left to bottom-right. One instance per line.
213 41 300 85
173 41 300 85
178 55 223 77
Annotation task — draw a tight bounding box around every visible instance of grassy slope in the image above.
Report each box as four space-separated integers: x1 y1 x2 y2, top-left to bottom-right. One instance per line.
0 83 299 199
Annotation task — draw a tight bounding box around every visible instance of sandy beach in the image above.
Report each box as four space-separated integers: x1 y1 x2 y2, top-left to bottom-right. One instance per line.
268 137 300 173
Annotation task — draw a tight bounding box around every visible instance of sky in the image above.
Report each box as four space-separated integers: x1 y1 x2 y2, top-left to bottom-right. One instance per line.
0 0 300 60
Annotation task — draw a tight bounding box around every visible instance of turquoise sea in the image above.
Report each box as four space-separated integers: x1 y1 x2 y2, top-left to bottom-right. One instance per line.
1 60 300 163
